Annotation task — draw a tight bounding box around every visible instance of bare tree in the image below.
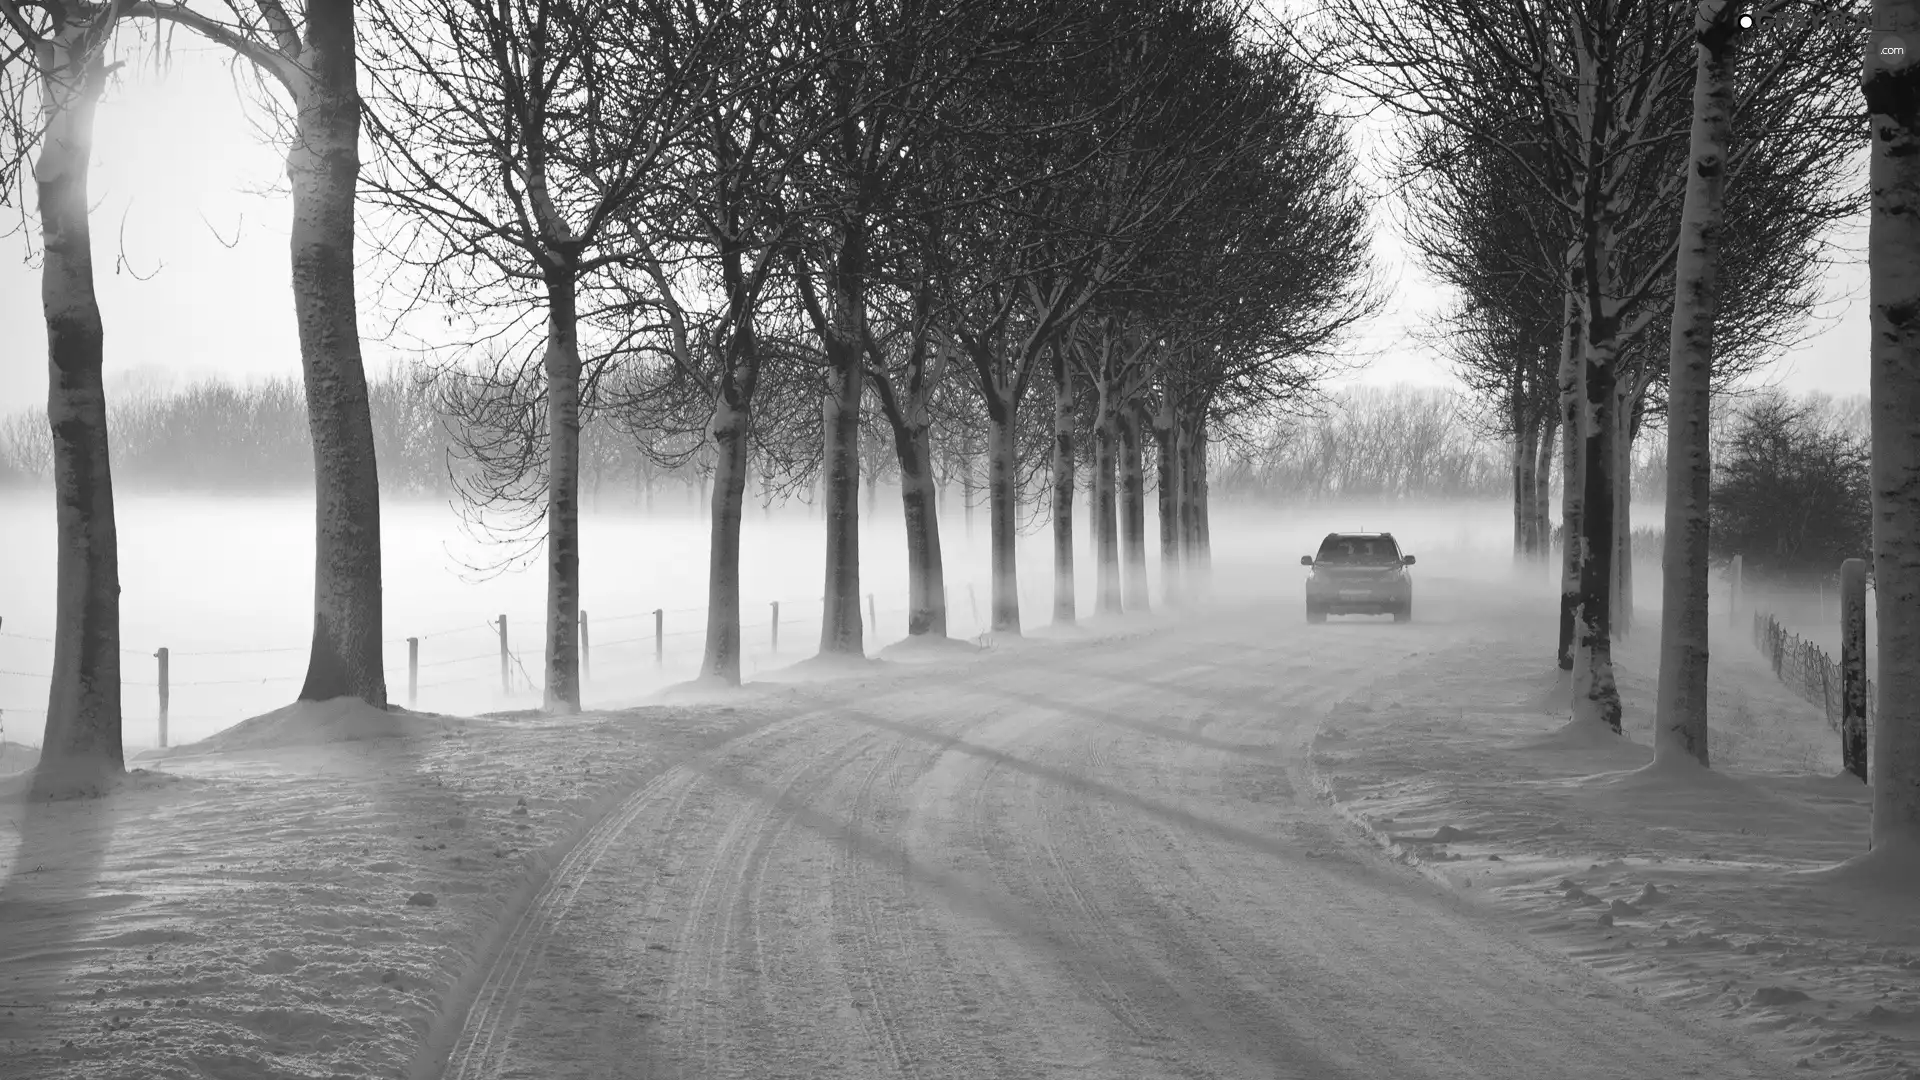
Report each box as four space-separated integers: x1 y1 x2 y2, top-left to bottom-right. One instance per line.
593 0 823 686
360 0 707 711
782 0 1054 653
129 0 387 706
1654 0 1741 767
2 0 125 797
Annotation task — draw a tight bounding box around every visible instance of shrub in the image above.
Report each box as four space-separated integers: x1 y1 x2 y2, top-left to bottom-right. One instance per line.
1708 391 1870 584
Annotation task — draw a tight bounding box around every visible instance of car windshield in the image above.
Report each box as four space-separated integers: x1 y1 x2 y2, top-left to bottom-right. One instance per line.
1316 538 1401 564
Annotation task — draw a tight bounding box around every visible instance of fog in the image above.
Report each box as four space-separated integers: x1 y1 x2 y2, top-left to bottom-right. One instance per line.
2 488 1703 749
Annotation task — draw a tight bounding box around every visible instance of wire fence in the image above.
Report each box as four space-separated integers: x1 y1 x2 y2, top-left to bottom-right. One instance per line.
1750 610 1877 737
0 581 1013 751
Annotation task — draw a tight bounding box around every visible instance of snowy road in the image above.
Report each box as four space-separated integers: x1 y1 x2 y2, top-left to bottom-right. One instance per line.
425 576 1794 1080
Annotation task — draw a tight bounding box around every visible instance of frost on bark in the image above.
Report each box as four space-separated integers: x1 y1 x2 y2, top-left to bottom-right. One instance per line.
30 14 123 799
1654 0 1738 768
1572 334 1625 733
1863 5 1920 860
1557 289 1585 671
702 399 751 684
1093 393 1122 615
542 264 582 711
1050 344 1076 625
1118 403 1151 611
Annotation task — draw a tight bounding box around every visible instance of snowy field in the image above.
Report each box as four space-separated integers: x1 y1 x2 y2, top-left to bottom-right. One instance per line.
1 496 1907 1080
0 491 1552 749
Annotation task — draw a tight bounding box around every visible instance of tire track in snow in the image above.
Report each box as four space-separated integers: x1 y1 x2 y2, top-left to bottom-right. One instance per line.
431 711 820 1080
972 633 1390 1079
826 696 1021 1080
832 732 925 1078
662 722 876 1078
422 645 1056 1080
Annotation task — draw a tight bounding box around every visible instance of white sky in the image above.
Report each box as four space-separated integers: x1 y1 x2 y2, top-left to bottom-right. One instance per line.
0 47 1875 419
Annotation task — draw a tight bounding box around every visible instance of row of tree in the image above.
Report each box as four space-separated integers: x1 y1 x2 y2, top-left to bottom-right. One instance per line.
1332 0 1918 868
1 0 1373 797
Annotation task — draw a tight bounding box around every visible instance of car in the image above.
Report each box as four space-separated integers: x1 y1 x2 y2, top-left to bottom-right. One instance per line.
1301 532 1415 623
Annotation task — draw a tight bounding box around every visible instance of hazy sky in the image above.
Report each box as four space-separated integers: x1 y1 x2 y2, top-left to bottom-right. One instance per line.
0 44 1874 419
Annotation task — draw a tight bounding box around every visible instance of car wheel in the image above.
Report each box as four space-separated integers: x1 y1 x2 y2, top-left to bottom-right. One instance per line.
1394 600 1412 623
1306 604 1327 624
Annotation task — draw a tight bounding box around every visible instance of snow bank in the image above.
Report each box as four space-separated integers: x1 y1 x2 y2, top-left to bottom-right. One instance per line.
758 650 891 682
875 633 986 662
1311 626 1920 1079
136 697 479 760
0 697 791 1080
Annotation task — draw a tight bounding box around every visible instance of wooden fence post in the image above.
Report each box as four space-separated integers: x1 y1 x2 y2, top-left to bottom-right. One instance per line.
771 601 780 653
1840 558 1868 784
654 608 664 667
497 614 510 696
156 647 169 749
580 609 591 688
407 637 419 709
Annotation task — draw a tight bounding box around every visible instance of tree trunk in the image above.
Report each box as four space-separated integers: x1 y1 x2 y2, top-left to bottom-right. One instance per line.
1051 346 1076 625
1193 412 1212 584
1177 420 1197 558
542 266 582 712
1119 403 1151 611
1864 6 1920 857
293 0 387 707
1572 335 1625 733
1153 400 1183 605
1655 1 1734 770
1094 395 1122 614
819 346 864 656
1557 290 1585 670
32 24 123 799
702 399 751 684
1513 407 1537 562
1612 391 1635 640
988 402 1021 633
896 422 948 637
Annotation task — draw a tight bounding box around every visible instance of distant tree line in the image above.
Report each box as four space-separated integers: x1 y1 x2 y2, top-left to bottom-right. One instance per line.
4 374 1867 525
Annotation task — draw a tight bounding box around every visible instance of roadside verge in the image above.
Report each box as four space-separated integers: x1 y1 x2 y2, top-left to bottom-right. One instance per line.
1309 630 1920 1080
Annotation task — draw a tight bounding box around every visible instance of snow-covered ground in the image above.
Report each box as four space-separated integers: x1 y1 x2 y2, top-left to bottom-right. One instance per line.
1312 603 1919 1079
3 533 1905 1079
